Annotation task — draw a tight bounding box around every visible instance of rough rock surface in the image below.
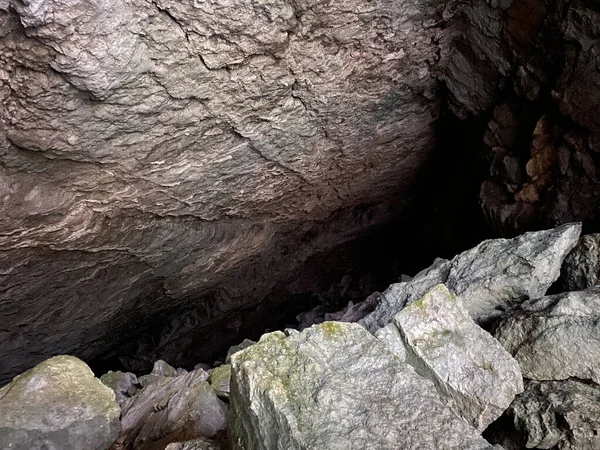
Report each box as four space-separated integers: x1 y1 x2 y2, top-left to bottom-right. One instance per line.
393 284 523 430
360 257 450 332
0 0 447 382
113 367 228 450
0 355 120 450
560 234 600 291
229 322 497 450
151 360 178 378
208 364 231 399
507 379 600 450
446 223 581 324
495 287 600 384
361 224 580 332
225 340 256 364
100 370 139 407
374 322 407 361
165 438 223 450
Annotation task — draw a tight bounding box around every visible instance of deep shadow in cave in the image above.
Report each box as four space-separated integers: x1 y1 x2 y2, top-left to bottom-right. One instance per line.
88 91 495 377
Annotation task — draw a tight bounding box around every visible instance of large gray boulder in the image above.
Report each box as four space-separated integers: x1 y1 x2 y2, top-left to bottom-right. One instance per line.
494 287 600 384
393 284 523 430
361 224 581 332
445 223 581 324
360 257 451 333
509 379 600 450
560 233 600 291
229 322 497 450
0 355 120 450
114 367 228 450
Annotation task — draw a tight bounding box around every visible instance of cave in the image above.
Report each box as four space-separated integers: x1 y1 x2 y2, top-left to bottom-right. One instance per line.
1 0 599 390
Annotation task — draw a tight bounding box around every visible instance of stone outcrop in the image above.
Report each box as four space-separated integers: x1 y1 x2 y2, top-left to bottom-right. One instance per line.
229 322 497 450
495 287 600 384
446 222 580 324
0 0 599 388
0 0 447 383
0 355 120 450
361 223 581 332
393 284 523 431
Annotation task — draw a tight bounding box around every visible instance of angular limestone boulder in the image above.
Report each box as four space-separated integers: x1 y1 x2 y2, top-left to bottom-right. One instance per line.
361 224 581 332
446 223 581 324
560 233 600 291
360 258 451 333
229 322 497 450
495 287 600 383
114 367 228 450
393 284 523 430
0 355 120 450
509 379 600 450
226 339 256 363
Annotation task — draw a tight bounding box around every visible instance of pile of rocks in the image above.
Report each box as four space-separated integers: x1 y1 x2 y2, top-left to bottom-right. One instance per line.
2 223 600 449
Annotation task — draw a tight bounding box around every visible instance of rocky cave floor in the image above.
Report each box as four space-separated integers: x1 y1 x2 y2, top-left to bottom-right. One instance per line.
3 222 600 450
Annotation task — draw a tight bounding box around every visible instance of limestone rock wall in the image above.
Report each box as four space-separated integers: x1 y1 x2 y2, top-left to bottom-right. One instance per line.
0 0 445 382
1 0 599 383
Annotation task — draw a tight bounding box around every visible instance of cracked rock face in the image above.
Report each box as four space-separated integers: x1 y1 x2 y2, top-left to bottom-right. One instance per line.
560 233 600 291
505 379 600 450
494 286 600 384
0 0 446 382
393 284 523 431
229 322 496 450
360 223 581 332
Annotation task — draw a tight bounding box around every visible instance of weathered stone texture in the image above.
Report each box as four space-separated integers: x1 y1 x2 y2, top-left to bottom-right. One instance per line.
360 223 580 332
0 355 120 450
394 284 523 431
0 0 446 382
495 287 600 384
560 233 600 291
509 379 600 450
229 322 497 450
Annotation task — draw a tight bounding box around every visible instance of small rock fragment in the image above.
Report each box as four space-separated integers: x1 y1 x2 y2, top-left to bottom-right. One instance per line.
151 359 178 377
208 364 231 398
100 370 139 406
